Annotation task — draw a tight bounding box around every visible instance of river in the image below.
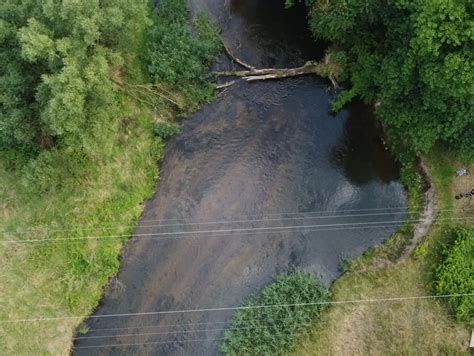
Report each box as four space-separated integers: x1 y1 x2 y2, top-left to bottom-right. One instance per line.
74 0 406 354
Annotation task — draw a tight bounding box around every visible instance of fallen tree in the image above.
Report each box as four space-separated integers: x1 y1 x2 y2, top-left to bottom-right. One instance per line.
214 53 340 87
214 61 324 81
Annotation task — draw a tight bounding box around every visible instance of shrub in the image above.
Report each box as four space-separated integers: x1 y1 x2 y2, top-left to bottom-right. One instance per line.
153 122 181 139
222 268 328 355
434 227 474 324
145 0 221 110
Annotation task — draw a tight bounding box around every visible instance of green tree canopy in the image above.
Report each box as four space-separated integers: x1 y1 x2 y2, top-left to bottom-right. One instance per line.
0 0 148 153
308 0 473 155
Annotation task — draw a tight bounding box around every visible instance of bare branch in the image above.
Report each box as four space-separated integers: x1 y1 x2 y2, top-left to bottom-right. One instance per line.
216 80 237 89
223 44 256 71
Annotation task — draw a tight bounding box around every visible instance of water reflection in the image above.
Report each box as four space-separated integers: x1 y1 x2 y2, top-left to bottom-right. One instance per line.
228 0 327 67
331 101 401 185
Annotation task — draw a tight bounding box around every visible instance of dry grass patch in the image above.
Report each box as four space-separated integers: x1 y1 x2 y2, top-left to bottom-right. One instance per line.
297 259 469 355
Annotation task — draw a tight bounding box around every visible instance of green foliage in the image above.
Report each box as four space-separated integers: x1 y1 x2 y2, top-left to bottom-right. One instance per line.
308 0 474 155
433 227 474 324
222 268 328 355
145 0 221 111
21 148 87 193
153 121 181 139
0 1 219 352
0 0 149 152
284 0 315 9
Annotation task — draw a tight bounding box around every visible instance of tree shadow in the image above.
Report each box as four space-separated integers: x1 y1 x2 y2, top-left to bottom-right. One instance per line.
330 101 401 186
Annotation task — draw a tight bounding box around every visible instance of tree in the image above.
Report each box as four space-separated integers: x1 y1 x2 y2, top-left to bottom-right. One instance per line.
307 0 473 155
0 0 149 153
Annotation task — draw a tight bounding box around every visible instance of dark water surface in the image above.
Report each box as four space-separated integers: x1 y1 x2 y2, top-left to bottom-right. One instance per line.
75 1 406 354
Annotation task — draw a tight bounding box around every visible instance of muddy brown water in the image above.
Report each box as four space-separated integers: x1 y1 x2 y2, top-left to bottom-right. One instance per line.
75 1 406 354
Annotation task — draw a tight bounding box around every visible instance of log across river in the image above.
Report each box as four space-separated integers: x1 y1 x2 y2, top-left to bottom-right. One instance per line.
75 1 407 354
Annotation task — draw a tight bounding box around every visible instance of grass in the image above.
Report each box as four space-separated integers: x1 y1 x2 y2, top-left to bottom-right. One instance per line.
0 1 221 353
0 98 165 354
294 149 473 355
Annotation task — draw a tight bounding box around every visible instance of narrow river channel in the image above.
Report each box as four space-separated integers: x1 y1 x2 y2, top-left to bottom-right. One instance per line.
75 1 407 354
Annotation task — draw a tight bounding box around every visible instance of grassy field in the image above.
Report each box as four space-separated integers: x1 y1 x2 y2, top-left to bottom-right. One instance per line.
295 149 473 355
0 97 166 354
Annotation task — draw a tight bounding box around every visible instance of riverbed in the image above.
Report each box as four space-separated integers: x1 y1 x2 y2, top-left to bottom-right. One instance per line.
75 1 406 354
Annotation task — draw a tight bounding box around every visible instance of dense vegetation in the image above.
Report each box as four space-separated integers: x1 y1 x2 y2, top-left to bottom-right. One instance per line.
222 269 328 355
0 0 148 154
433 226 474 324
305 0 473 157
145 0 221 111
0 0 220 353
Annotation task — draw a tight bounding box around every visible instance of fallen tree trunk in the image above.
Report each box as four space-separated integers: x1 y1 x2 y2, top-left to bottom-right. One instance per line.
214 52 342 88
213 62 326 82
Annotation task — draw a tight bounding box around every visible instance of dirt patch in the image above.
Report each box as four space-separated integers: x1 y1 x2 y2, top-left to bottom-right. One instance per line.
398 159 437 261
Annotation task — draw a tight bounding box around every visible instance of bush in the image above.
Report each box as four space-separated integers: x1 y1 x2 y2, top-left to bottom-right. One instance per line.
145 0 221 110
21 149 88 193
434 227 474 324
153 122 181 139
222 268 328 355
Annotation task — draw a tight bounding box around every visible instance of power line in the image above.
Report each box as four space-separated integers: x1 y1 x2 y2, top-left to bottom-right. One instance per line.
139 206 412 223
3 293 472 324
85 314 313 334
1 223 402 244
1 215 472 244
2 209 417 235
74 336 227 350
79 313 333 338
0 205 423 233
5 206 469 235
74 311 474 348
78 325 262 340
80 311 473 337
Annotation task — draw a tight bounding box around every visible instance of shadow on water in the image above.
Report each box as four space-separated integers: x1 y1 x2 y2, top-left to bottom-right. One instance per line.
330 101 401 186
74 1 406 355
228 0 328 66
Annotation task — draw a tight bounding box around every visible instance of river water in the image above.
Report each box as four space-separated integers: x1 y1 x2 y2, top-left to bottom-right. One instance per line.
75 0 406 354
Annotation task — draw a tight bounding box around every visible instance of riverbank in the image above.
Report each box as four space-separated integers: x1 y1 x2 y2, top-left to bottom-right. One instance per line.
0 1 220 353
0 98 164 354
295 149 473 354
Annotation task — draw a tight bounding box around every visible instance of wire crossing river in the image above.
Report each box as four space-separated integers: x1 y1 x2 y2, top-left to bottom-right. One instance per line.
75 0 406 354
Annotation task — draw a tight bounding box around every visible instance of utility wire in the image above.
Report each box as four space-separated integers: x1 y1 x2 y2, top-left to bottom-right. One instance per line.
2 209 418 235
80 313 337 338
1 223 403 243
85 314 318 333
74 336 227 349
1 215 472 244
80 311 473 338
3 293 472 323
6 205 470 235
78 325 268 340
74 311 474 348
1 206 412 231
